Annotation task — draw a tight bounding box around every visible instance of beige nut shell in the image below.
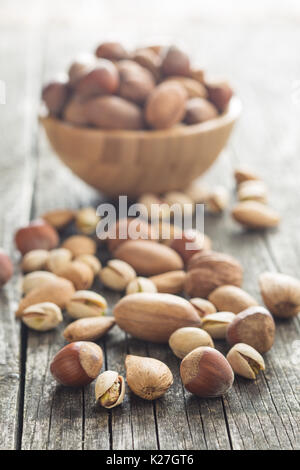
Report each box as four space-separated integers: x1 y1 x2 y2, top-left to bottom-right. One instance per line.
95 371 125 408
67 290 107 318
169 327 214 359
226 343 265 379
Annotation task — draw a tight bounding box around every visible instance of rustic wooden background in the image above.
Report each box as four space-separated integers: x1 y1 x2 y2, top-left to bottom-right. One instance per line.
0 0 300 450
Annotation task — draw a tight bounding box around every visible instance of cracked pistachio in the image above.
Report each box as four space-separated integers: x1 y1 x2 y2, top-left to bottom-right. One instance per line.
202 312 235 339
190 298 217 318
126 276 157 295
46 248 73 274
99 259 136 291
66 290 107 319
21 249 50 273
76 207 100 235
22 271 58 295
21 302 63 331
226 343 265 379
95 371 125 408
75 254 102 275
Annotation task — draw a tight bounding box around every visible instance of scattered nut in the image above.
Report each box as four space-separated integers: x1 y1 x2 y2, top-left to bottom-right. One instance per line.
95 371 125 408
125 355 173 400
184 182 210 204
190 298 217 318
46 248 73 274
75 207 100 235
152 221 182 245
50 341 103 387
104 217 152 252
100 259 136 291
226 343 265 380
232 201 280 229
237 180 267 204
0 249 13 287
180 347 234 397
208 285 258 314
66 290 107 319
170 229 212 264
56 260 94 290
206 186 229 213
137 194 170 221
126 277 157 295
21 302 63 331
234 167 260 185
21 271 58 295
63 316 115 342
149 270 186 294
21 249 50 273
15 219 59 255
163 191 194 217
259 271 300 319
201 312 235 339
169 327 214 358
42 209 75 230
62 235 96 257
75 254 101 275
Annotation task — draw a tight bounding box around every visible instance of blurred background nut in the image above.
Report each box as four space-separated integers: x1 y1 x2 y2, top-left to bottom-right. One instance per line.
170 229 212 264
118 59 155 104
165 77 207 99
68 54 96 86
95 371 125 409
95 41 130 61
226 343 265 380
201 312 236 339
133 48 161 81
184 182 210 204
56 260 94 290
126 277 157 295
104 217 152 252
15 219 59 255
161 46 190 77
169 327 214 359
75 207 100 234
163 191 195 217
21 302 63 331
189 298 217 318
42 208 75 230
184 97 218 124
46 248 73 274
63 97 90 126
206 79 233 112
145 81 187 129
63 316 115 342
75 254 101 275
237 180 268 204
74 59 120 97
66 290 107 319
62 235 96 257
86 95 144 130
190 67 205 83
149 270 186 294
206 186 229 214
100 259 136 291
234 167 260 185
137 194 170 221
21 249 50 273
226 306 276 353
22 271 58 295
231 201 280 229
152 221 182 245
208 285 258 314
0 249 13 287
259 271 300 319
42 79 69 116
180 347 234 397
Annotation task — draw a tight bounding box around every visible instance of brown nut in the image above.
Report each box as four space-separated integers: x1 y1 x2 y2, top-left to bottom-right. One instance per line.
133 48 162 81
184 182 210 204
95 371 125 408
103 217 152 252
62 97 90 126
75 254 101 275
66 290 107 319
208 285 258 314
169 327 214 359
165 77 207 99
149 270 186 294
15 219 59 255
42 208 75 230
86 95 144 130
56 260 94 290
21 271 58 295
46 248 73 274
118 60 155 104
184 97 218 124
206 186 229 214
226 306 275 353
21 302 63 331
226 343 265 380
50 341 103 387
62 235 96 257
42 80 69 116
145 81 187 129
201 312 235 339
163 191 195 217
63 316 115 342
75 59 119 98
137 194 170 221
100 259 136 291
126 277 157 295
259 271 300 319
152 221 182 245
170 229 212 264
113 292 201 343
185 250 243 298
162 46 190 77
234 167 260 185
21 249 50 273
180 347 234 397
16 277 75 317
190 298 217 318
113 240 183 276
0 249 13 287
95 41 129 61
68 54 96 86
206 80 233 112
190 68 205 83
232 201 280 229
75 207 100 235
125 355 173 400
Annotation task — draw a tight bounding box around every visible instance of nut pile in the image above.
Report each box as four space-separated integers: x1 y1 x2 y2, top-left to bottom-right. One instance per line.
42 41 233 130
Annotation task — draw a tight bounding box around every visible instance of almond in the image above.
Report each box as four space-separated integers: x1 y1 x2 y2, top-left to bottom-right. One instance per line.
145 81 187 129
63 316 115 342
208 285 258 314
232 201 280 229
42 209 75 230
62 235 96 257
149 270 186 294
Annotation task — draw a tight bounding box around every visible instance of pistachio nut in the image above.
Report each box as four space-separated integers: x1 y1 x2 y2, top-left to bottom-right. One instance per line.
46 248 73 274
66 290 107 319
42 208 75 230
226 343 265 379
202 312 235 339
56 260 94 290
22 271 58 295
126 277 157 295
21 249 50 273
95 371 125 408
189 298 217 318
21 302 63 331
75 207 100 235
75 254 102 275
99 259 136 291
169 327 214 359
237 180 267 204
62 235 97 257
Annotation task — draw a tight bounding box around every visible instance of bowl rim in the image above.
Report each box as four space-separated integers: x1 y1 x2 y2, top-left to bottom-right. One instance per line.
39 96 241 139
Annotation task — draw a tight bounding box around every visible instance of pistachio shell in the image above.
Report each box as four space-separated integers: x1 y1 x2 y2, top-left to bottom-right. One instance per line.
22 302 63 331
21 249 50 273
66 290 107 319
226 343 265 379
75 207 100 235
22 271 58 295
62 235 96 257
201 312 235 339
237 180 267 204
189 298 217 318
46 248 73 273
95 371 125 408
75 254 101 275
56 260 94 290
149 270 186 294
100 259 136 291
126 277 157 295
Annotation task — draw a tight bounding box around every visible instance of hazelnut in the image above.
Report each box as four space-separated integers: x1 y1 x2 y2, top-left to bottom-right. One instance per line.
100 259 136 291
126 277 157 295
42 209 75 230
180 347 234 397
15 219 59 255
162 46 190 77
62 235 96 257
231 201 280 229
237 180 267 204
21 271 58 295
185 97 218 124
75 207 100 235
63 316 115 342
226 306 275 353
259 271 300 319
21 249 50 273
45 248 73 274
208 285 258 314
75 60 119 98
56 260 94 290
50 341 103 387
206 186 229 214
66 290 107 319
95 41 129 61
170 229 212 264
0 249 13 287
95 371 125 409
185 250 243 298
189 298 217 318
149 270 186 295
169 327 214 359
226 343 265 380
125 355 173 400
42 80 69 115
201 312 236 339
206 80 233 112
75 254 101 275
21 302 63 331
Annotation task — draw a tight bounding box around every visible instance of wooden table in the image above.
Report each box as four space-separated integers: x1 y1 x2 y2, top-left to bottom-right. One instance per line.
0 0 300 450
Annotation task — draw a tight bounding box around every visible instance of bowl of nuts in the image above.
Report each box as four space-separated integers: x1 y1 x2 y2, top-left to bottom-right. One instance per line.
40 42 241 197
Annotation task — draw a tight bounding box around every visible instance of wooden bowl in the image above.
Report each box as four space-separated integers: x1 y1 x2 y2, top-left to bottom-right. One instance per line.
40 97 241 197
